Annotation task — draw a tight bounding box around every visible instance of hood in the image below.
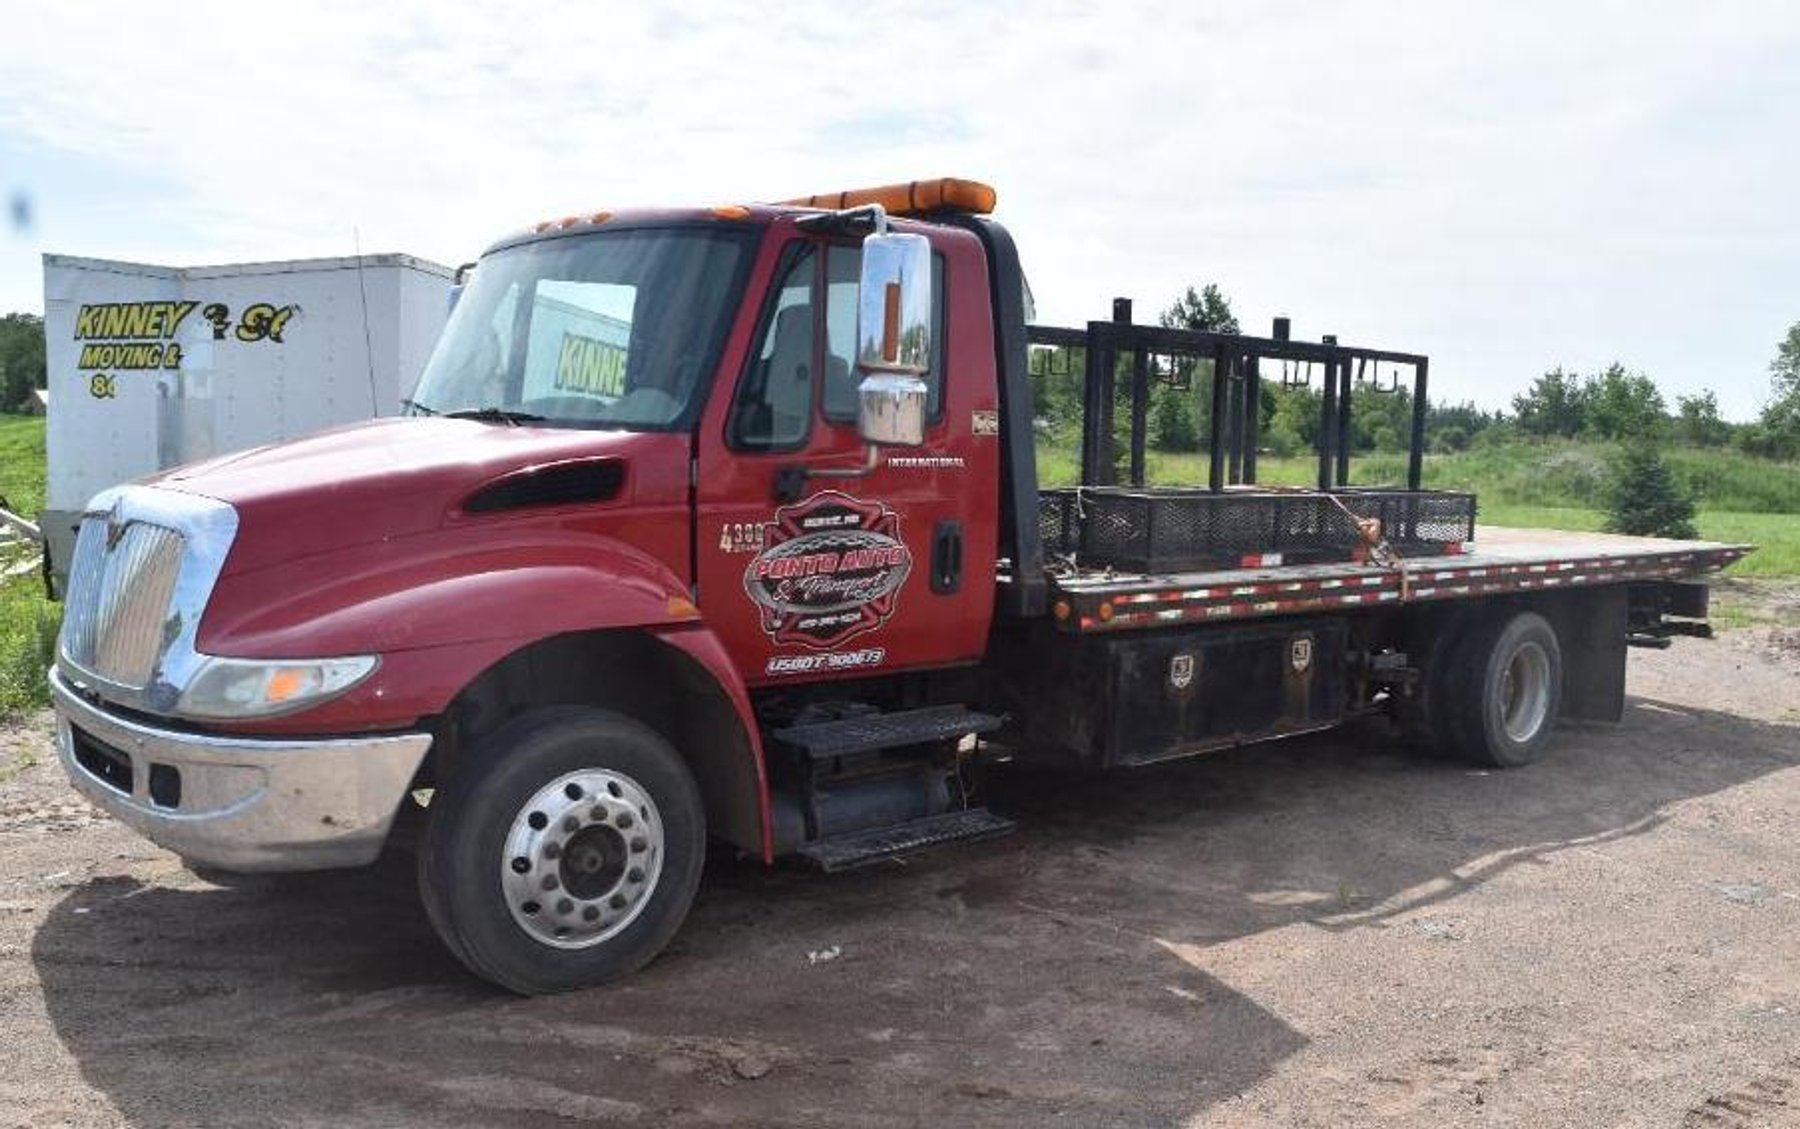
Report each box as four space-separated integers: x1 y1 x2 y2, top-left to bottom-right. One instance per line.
152 417 677 575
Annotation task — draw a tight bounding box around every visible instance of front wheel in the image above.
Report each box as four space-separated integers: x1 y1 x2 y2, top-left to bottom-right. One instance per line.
420 707 705 994
1433 610 1564 767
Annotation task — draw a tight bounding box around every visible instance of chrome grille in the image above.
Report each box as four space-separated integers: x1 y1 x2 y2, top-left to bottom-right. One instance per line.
61 518 186 688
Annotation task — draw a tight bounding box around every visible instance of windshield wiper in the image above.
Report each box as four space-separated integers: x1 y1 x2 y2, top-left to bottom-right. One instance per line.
445 407 548 426
400 398 439 416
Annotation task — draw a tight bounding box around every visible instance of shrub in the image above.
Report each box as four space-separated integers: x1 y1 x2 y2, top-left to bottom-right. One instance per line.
1260 423 1301 459
0 582 57 718
1150 386 1200 452
1603 447 1697 540
1431 425 1470 454
1540 447 1609 504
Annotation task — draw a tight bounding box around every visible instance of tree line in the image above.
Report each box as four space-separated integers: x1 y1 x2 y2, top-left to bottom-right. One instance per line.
0 314 45 414
1031 284 1800 463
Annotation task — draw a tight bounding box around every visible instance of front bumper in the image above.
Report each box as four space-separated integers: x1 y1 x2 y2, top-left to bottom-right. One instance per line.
51 666 432 873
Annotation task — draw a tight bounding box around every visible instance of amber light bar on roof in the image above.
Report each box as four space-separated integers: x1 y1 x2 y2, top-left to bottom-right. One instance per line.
781 177 997 217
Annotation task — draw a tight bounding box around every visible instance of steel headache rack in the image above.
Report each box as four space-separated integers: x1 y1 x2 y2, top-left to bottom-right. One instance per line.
1027 299 1475 574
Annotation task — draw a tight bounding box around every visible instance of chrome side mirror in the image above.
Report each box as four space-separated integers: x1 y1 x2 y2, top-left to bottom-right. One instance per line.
855 230 931 446
857 372 929 446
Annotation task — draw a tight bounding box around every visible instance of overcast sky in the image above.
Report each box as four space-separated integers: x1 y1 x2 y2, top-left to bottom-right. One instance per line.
2 1 1796 418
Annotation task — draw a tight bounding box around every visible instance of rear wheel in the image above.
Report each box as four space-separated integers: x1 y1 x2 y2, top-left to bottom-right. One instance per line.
419 707 705 994
1432 610 1563 767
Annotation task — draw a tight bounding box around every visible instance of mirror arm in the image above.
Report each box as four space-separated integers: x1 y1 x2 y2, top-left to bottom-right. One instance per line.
806 443 882 479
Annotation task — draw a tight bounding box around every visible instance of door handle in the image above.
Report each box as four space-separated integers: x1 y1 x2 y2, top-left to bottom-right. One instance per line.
931 520 963 595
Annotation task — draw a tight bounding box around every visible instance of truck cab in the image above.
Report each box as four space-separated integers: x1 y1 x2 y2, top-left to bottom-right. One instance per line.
52 181 1040 992
50 179 1744 994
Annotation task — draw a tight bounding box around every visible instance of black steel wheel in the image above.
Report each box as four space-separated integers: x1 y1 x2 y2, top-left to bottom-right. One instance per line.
1432 610 1564 767
419 707 705 994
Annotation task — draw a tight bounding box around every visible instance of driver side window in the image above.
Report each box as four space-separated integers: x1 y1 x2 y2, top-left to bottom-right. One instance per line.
728 247 817 450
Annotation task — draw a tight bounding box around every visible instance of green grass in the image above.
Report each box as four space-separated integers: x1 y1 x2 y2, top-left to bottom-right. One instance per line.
1473 504 1607 531
0 578 56 719
1467 506 1796 576
1709 577 1800 632
0 415 52 719
0 414 46 516
1690 512 1800 577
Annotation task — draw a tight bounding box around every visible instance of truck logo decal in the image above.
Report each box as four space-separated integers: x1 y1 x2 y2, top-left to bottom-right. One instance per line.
102 505 127 551
743 491 913 648
1169 652 1196 690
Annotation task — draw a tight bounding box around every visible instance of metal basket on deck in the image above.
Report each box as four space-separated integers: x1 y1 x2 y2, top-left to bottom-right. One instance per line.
1038 487 1475 573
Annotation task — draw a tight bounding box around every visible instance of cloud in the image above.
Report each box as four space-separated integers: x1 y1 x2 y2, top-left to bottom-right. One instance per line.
2 0 1797 416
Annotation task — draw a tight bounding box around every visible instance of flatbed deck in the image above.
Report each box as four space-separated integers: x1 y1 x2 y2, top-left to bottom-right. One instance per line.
1048 527 1751 634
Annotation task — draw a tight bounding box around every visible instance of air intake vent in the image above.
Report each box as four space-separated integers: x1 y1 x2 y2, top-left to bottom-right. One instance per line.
463 459 625 514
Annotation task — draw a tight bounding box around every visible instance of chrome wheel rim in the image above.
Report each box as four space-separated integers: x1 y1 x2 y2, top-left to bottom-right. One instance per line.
1499 641 1552 743
501 769 664 950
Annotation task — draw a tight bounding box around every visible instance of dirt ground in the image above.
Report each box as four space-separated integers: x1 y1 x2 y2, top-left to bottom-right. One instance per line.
3 591 1800 1127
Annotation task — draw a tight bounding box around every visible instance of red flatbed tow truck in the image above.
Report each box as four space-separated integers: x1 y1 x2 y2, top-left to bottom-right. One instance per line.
49 178 1748 992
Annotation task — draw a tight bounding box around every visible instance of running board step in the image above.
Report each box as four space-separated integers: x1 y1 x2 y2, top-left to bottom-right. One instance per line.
772 705 1004 760
797 809 1016 872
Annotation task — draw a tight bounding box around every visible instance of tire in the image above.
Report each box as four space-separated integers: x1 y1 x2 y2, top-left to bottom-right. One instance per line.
419 707 706 994
1432 610 1563 767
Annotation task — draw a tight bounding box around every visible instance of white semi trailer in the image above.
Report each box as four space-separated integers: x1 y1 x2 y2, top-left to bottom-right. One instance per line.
40 253 454 586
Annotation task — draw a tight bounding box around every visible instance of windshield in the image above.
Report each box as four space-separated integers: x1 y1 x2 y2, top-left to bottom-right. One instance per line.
409 226 758 429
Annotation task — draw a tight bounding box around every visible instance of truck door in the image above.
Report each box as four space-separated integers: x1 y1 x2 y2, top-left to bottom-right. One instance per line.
694 230 1000 688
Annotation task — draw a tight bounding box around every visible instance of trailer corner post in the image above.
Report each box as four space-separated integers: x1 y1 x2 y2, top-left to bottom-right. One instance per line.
1119 298 1149 488
1081 320 1117 487
1335 352 1353 489
1226 354 1245 487
1208 344 1230 492
1408 358 1429 491
1243 356 1261 484
1317 338 1338 492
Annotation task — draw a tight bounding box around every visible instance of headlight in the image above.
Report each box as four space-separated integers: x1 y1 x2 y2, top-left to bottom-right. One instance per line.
177 655 379 720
